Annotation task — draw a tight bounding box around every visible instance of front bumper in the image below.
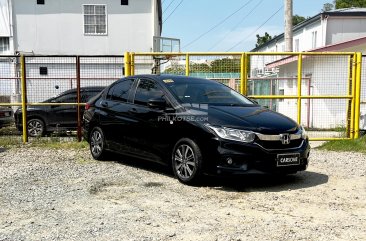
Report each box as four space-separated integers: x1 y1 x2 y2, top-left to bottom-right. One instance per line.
204 137 310 175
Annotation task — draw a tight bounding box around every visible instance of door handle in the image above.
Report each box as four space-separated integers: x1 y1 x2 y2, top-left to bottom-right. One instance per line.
101 101 108 107
129 108 138 113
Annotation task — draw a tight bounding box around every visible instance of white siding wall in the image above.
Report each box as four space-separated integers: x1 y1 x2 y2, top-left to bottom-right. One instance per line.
12 0 159 55
326 17 366 45
277 57 349 129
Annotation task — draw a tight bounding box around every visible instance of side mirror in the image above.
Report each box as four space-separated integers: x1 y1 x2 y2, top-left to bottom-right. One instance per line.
148 97 166 110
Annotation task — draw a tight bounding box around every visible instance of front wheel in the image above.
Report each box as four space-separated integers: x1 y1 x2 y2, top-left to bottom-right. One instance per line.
172 138 203 185
27 118 45 137
89 127 108 160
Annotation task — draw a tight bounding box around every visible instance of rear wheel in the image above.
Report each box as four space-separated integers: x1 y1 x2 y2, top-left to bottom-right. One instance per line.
172 138 203 185
27 118 45 137
90 127 108 160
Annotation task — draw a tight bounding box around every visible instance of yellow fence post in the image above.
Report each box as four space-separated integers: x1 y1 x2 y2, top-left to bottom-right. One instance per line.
20 55 28 143
350 53 357 139
240 53 246 95
185 54 190 76
124 51 131 77
130 52 135 75
297 53 303 125
354 52 362 138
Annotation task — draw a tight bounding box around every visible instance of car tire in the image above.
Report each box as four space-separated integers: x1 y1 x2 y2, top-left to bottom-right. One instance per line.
89 127 108 160
172 138 203 185
27 118 45 137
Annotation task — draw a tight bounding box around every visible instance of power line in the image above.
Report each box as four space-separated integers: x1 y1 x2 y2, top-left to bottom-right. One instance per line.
163 0 184 23
163 0 176 14
208 0 264 51
226 5 283 52
182 0 254 50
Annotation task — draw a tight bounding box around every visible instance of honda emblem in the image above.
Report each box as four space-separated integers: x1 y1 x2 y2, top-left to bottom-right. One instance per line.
280 134 290 145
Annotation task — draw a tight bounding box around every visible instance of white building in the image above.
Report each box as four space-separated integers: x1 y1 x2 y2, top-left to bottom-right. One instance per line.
251 8 366 131
0 0 163 102
1 0 162 55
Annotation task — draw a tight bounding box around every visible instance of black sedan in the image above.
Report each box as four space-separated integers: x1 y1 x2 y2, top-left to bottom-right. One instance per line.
83 75 310 184
14 86 105 137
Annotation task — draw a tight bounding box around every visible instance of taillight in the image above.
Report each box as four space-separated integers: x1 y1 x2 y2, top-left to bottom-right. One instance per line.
85 103 91 110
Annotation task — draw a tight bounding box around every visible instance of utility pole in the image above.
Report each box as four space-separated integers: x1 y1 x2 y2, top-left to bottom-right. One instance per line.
284 0 293 52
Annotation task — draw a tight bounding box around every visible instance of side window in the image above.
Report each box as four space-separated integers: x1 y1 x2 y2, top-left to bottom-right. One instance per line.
55 93 77 103
81 90 101 102
134 79 164 106
107 79 134 102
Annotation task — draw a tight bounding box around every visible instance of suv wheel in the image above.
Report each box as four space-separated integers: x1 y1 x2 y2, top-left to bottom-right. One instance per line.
172 138 203 185
90 127 108 160
27 119 45 137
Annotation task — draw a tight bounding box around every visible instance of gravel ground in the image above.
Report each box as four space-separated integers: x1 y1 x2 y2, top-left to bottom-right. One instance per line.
0 145 365 241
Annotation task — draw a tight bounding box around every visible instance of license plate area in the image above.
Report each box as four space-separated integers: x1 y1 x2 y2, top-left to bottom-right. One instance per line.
277 153 300 167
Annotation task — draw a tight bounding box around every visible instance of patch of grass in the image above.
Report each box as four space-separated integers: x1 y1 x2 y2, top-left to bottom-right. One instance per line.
0 136 89 150
317 135 366 153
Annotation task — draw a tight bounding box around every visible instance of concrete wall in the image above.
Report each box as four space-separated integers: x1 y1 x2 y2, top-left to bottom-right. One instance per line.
12 0 159 55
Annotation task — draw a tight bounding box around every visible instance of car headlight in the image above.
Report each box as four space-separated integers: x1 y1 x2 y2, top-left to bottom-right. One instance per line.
300 126 308 139
206 124 255 143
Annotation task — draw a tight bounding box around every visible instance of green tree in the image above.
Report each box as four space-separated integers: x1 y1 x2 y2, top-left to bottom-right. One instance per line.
211 58 241 73
323 2 335 11
190 63 211 73
255 32 273 48
324 0 366 9
292 15 306 26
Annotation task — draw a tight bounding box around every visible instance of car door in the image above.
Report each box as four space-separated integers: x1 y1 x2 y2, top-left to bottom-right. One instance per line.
48 91 78 128
98 78 135 151
125 78 173 163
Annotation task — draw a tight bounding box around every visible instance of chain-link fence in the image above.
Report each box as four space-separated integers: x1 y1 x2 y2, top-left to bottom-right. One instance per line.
0 55 124 145
0 55 22 144
361 55 366 134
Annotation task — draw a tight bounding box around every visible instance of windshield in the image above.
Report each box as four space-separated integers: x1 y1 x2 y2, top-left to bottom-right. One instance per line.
166 82 255 106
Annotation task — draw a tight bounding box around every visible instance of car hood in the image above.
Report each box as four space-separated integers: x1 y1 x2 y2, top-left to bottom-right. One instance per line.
204 105 298 134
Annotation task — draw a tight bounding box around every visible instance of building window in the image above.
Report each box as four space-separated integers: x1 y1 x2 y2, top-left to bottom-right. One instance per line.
312 31 317 49
121 0 128 5
37 0 45 4
294 39 299 52
83 5 107 35
39 67 48 75
0 38 10 53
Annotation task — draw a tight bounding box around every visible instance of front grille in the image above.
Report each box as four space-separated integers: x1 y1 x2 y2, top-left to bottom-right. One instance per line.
254 138 303 150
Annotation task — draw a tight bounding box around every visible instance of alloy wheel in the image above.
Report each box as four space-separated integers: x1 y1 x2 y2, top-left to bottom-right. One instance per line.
90 129 103 157
27 119 44 137
174 144 196 180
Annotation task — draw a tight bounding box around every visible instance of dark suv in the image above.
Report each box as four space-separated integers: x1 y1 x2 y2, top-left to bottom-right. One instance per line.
83 75 310 185
15 86 104 137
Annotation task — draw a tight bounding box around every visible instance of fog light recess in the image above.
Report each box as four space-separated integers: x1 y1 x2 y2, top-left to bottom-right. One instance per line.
226 157 233 165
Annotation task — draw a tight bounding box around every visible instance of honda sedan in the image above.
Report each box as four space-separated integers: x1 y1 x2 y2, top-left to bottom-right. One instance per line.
83 75 310 184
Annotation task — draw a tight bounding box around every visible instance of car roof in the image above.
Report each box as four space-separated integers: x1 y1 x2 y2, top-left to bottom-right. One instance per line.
130 74 219 85
60 86 106 95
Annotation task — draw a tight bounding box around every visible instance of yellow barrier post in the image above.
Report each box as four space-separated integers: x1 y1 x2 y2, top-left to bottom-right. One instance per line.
350 53 357 139
124 51 131 77
185 54 190 76
130 52 135 75
240 53 246 95
20 55 28 143
354 52 362 138
297 53 303 125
